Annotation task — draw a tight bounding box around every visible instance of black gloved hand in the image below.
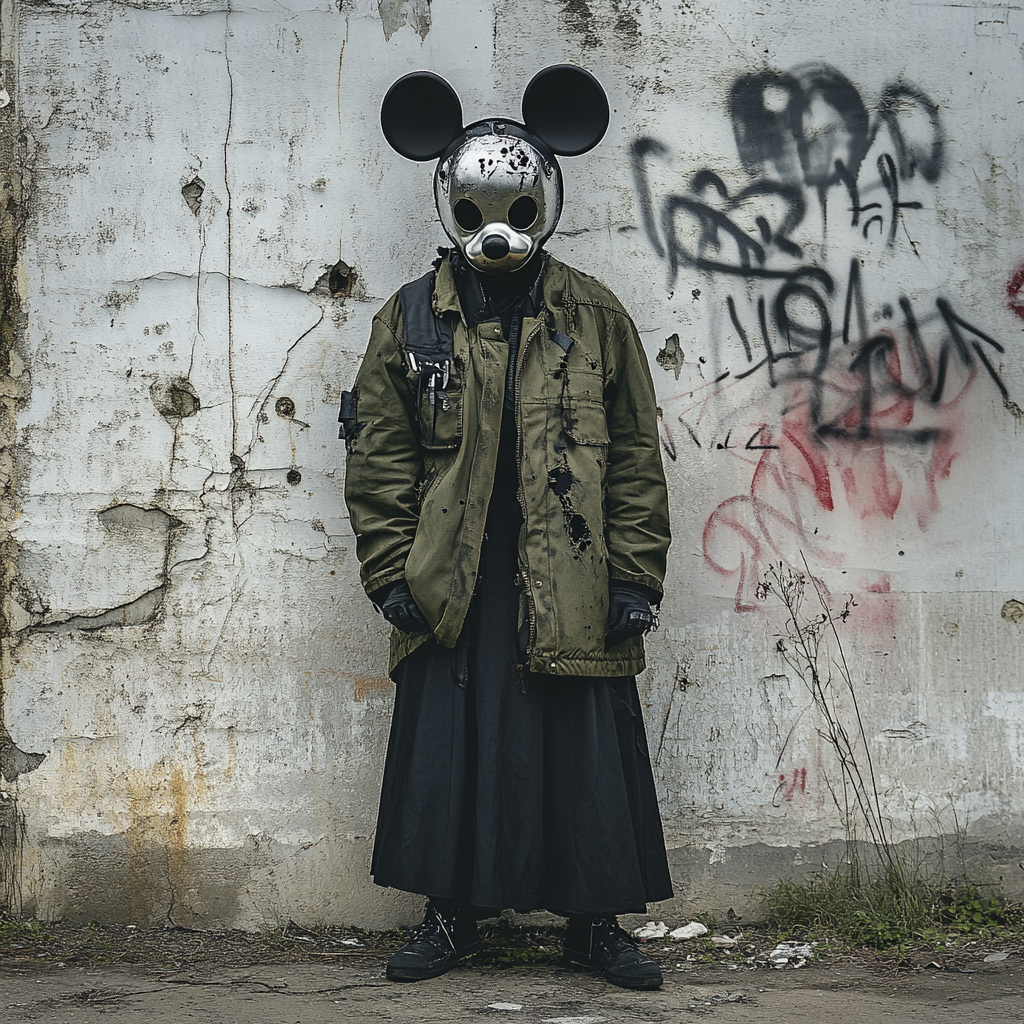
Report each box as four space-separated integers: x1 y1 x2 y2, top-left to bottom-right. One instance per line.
605 582 657 650
379 581 430 634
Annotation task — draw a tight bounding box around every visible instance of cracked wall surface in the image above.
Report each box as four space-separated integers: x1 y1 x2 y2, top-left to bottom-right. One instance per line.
3 0 1024 927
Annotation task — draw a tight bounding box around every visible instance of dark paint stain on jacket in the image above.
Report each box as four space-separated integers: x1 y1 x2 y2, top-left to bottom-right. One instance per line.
547 464 592 555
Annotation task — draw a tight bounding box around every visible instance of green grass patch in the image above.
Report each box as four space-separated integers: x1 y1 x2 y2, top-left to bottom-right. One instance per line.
0 915 59 948
761 870 1024 950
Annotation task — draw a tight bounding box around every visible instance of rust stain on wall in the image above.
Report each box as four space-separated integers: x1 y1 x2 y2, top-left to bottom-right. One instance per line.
340 670 393 702
314 665 393 701
124 762 197 927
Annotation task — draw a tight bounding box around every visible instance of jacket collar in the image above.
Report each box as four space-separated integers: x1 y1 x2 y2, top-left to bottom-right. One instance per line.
432 251 463 319
432 249 555 327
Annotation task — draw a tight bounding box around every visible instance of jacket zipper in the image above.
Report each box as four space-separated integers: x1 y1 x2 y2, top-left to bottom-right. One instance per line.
514 317 545 667
505 314 522 409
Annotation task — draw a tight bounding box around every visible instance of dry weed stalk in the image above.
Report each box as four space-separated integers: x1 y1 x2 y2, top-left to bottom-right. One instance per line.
757 555 903 886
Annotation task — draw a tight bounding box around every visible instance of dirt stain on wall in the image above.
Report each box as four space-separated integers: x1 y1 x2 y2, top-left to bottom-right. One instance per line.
0 0 36 914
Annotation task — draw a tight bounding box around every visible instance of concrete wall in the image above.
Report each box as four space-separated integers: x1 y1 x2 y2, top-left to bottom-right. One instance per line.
2 0 1022 927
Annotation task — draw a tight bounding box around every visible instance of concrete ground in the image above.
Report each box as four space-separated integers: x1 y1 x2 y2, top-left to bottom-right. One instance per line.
3 956 1023 1023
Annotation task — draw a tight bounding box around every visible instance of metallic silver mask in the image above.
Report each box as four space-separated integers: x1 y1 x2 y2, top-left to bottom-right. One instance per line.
381 65 608 273
435 129 563 274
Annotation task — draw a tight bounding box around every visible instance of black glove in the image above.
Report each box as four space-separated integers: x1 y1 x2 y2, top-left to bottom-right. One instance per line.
605 582 657 650
379 581 430 634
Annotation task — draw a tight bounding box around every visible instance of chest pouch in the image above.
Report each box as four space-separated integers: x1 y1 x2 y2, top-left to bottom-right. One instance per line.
405 350 453 446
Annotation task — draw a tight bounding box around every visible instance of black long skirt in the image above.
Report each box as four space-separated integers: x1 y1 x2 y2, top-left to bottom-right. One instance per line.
371 418 673 916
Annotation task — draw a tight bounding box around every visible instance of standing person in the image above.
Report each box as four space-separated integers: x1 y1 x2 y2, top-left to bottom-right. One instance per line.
340 65 672 990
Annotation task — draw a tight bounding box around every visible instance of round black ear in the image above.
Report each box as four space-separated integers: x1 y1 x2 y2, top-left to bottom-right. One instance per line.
521 64 609 157
381 72 464 161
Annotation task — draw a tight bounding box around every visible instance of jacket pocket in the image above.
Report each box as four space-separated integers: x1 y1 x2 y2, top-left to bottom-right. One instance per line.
419 385 463 449
405 360 463 449
562 396 610 446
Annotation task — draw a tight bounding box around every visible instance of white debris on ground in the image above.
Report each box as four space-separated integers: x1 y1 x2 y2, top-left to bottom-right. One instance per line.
633 921 822 969
487 1002 523 1011
633 921 669 939
982 952 1010 962
760 941 815 967
340 937 364 947
634 920 712 940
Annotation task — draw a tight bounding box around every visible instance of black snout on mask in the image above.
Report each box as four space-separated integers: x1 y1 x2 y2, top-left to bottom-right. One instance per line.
482 235 511 260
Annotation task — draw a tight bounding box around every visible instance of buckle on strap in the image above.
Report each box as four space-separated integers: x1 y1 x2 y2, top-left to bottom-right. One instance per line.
406 351 452 443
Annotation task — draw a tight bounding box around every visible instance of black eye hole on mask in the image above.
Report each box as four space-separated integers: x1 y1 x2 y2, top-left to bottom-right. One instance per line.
507 195 539 230
453 198 483 231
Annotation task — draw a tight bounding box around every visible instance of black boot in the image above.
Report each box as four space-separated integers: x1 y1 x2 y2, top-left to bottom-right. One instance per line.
563 915 663 989
386 901 481 981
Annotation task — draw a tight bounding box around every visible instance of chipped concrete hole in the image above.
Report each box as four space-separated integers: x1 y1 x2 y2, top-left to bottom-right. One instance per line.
272 394 311 431
327 259 354 298
181 175 205 216
310 260 364 324
657 333 685 380
1001 599 1024 624
150 376 200 423
98 503 182 535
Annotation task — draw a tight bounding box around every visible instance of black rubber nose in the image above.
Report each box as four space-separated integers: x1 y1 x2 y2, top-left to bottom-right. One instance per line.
481 234 510 260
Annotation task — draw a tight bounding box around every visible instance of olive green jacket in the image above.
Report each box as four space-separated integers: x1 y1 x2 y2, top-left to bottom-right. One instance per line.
343 254 670 677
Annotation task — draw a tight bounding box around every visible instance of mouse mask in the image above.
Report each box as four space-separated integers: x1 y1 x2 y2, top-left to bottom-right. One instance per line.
381 64 609 274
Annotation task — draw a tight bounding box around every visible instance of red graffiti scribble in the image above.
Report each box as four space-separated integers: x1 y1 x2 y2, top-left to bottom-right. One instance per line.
784 426 833 511
703 420 842 612
1007 260 1024 322
697 311 979 612
773 767 808 806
